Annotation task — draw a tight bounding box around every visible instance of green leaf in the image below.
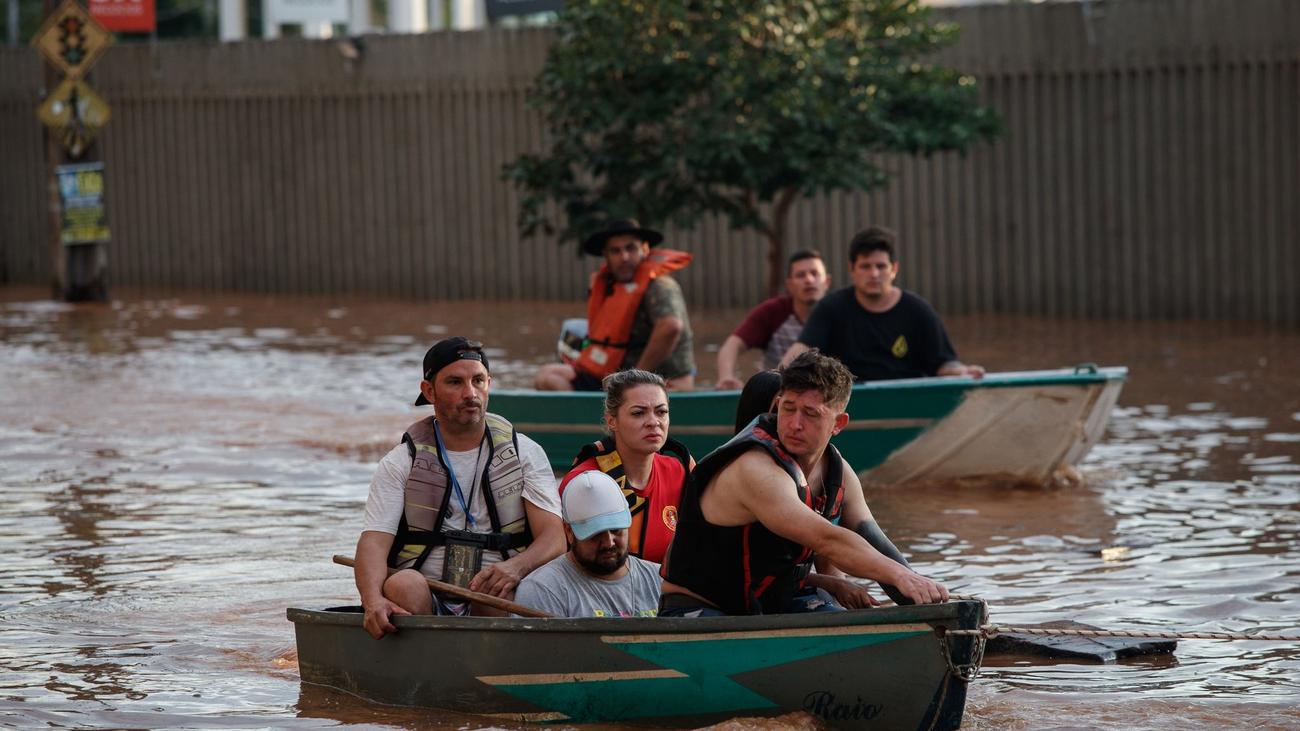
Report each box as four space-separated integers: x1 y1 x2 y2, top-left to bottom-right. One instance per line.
502 0 1001 284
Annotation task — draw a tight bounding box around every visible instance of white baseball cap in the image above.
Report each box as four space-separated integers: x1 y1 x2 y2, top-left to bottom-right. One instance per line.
562 471 632 540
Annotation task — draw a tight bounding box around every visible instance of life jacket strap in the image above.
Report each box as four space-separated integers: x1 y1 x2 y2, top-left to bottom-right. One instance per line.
402 528 530 553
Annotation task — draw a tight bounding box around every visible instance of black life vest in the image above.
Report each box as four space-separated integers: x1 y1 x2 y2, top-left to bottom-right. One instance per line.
663 413 844 614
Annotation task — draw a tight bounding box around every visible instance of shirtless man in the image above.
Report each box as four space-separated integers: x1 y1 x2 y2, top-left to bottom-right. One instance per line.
660 349 947 615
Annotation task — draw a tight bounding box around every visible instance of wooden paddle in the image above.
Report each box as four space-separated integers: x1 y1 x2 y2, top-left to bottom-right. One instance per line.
332 554 553 619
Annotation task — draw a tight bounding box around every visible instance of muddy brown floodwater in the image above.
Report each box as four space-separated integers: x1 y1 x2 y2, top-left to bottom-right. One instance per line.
1 284 1297 730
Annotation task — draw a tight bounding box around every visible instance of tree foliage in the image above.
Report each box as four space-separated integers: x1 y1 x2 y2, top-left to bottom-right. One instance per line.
506 0 1001 293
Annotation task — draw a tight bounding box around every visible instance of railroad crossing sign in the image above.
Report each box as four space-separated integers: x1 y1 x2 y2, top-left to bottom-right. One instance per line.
37 78 112 157
31 0 113 80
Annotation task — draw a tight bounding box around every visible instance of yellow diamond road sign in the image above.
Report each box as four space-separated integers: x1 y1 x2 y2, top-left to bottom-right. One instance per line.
38 78 112 129
31 0 113 80
37 78 112 157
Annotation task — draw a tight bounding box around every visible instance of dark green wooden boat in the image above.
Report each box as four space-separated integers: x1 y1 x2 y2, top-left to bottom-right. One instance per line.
288 600 986 729
491 365 1127 485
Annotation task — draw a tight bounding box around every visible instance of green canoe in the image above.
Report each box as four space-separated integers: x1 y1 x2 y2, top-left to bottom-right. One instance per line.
289 599 986 729
491 365 1127 486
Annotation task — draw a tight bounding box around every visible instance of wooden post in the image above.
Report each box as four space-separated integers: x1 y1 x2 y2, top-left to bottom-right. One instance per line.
38 0 110 302
42 0 65 298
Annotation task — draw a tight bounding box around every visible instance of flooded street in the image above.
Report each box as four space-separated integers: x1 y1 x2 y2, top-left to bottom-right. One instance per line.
1 284 1297 730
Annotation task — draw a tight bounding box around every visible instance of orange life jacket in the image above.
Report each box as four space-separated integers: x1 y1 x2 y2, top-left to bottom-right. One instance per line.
575 248 692 379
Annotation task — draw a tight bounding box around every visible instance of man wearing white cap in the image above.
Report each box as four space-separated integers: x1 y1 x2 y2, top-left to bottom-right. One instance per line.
514 471 662 618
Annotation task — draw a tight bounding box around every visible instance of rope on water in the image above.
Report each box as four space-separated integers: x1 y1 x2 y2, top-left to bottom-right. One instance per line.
944 625 1300 642
936 596 1300 641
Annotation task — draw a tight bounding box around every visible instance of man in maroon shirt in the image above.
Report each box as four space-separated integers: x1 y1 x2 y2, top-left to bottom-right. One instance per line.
715 250 830 389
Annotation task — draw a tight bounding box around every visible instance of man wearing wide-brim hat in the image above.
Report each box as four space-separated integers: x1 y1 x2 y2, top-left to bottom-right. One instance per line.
535 218 697 392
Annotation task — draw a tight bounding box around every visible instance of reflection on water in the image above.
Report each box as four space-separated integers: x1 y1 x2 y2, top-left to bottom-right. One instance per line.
1 285 1297 730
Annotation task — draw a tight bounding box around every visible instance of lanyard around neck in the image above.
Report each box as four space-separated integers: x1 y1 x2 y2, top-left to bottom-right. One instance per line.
433 420 484 529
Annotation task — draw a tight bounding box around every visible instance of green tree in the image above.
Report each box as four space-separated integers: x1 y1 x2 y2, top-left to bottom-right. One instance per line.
506 0 1001 295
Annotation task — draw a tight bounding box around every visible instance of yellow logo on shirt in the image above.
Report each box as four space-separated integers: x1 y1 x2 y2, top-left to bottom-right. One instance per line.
663 505 679 531
891 335 908 359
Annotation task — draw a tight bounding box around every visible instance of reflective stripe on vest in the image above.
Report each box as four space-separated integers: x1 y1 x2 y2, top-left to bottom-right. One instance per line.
389 412 530 569
575 248 692 379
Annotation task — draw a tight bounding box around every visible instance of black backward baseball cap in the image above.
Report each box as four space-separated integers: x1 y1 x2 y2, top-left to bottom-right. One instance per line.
414 336 489 406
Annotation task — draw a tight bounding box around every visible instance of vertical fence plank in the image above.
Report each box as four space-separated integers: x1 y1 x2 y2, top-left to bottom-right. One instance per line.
147 94 168 292
1244 62 1265 321
430 82 453 299
0 8 1297 324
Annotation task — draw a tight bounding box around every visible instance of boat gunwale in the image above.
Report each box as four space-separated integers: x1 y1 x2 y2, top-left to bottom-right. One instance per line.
287 599 983 635
490 366 1129 401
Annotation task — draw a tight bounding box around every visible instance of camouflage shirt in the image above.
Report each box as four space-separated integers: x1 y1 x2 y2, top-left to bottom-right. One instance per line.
622 275 694 379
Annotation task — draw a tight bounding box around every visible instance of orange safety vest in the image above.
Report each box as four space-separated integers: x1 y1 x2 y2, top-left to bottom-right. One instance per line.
575 248 692 379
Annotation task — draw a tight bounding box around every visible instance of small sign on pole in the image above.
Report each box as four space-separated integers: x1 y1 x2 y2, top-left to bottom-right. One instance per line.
31 0 113 80
56 162 111 245
37 78 112 157
88 0 156 33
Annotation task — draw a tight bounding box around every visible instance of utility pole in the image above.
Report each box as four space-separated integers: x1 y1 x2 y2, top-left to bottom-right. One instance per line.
41 0 66 298
33 0 113 301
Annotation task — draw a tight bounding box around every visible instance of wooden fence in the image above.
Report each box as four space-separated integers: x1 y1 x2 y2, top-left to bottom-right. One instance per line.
1 0 1297 323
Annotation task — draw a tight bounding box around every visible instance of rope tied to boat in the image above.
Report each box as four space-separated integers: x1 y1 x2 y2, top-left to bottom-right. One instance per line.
938 628 986 682
930 596 1299 683
935 597 990 682
943 625 1300 642
930 595 1300 643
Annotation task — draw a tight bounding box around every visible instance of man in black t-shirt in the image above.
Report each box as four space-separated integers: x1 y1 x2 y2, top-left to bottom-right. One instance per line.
780 227 983 382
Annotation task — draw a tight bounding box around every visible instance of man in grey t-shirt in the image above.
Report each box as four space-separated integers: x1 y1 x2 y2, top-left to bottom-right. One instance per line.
514 471 661 618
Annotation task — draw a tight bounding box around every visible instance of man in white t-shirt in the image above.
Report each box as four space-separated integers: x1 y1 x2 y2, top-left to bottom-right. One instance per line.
515 471 661 618
354 337 565 638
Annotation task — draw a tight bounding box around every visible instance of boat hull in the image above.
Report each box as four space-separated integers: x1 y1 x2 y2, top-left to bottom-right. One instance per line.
289 600 986 729
491 366 1127 484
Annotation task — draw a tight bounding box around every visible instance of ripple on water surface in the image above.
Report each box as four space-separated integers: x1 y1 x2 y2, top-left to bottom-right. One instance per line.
1 288 1298 729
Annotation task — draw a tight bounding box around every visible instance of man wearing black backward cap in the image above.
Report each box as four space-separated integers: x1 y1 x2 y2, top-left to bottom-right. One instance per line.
354 337 565 638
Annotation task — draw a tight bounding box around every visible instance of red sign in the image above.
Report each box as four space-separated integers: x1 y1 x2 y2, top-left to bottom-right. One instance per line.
88 0 155 33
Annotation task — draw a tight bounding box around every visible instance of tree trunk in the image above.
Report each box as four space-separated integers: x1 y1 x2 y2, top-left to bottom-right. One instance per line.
764 188 799 297
764 227 784 298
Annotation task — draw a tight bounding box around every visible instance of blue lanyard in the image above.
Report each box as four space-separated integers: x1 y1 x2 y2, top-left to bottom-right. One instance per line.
433 420 478 529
